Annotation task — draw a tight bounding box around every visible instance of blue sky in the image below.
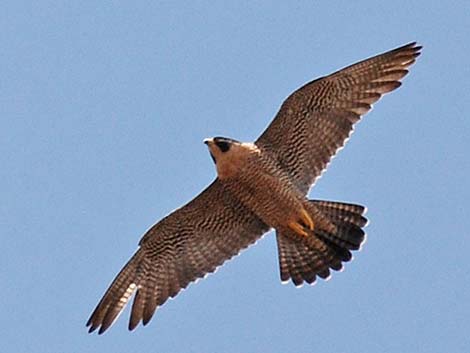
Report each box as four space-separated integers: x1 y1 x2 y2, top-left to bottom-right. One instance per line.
2 1 469 352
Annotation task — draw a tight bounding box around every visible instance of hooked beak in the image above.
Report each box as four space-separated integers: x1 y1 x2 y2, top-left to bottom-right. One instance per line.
204 138 217 164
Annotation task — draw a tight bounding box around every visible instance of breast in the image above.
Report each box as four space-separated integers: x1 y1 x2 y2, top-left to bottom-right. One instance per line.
220 152 305 229
215 144 254 180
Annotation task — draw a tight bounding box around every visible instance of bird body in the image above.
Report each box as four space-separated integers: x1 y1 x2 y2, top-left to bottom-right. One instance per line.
207 138 310 235
87 42 422 334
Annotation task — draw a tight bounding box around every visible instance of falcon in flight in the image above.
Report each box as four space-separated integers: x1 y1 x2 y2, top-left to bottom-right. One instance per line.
87 42 421 334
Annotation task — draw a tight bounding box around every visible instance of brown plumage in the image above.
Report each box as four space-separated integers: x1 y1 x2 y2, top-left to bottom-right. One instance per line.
87 42 421 334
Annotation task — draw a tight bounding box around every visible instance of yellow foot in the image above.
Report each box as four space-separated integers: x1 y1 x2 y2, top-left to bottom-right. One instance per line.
287 220 309 237
300 208 314 231
287 209 315 237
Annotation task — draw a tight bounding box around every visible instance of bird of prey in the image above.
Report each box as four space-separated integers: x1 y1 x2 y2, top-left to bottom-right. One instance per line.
87 42 421 334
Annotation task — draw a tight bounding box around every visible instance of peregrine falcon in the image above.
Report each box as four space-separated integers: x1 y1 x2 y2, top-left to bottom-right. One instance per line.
87 42 421 334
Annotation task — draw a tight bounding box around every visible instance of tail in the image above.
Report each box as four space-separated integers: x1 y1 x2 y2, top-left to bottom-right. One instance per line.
276 200 367 286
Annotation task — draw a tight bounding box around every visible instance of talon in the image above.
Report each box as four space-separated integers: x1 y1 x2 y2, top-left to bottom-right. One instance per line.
300 208 314 231
288 220 309 237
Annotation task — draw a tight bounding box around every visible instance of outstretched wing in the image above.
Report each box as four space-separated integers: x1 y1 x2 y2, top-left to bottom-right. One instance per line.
256 42 421 194
87 180 269 334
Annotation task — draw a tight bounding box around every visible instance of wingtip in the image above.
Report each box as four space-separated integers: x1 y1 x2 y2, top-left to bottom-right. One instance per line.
87 324 98 334
86 310 105 334
409 42 423 56
411 42 423 55
394 41 423 56
86 316 97 334
403 41 422 49
98 325 108 335
85 315 112 335
128 320 139 331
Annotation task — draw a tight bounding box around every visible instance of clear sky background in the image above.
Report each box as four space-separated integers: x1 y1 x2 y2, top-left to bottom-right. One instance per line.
2 2 469 353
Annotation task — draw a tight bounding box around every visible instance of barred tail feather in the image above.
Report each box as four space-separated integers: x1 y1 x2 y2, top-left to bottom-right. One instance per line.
311 200 368 251
276 200 367 286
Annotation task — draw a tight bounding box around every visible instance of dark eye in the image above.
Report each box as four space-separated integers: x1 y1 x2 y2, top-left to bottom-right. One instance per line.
215 140 230 152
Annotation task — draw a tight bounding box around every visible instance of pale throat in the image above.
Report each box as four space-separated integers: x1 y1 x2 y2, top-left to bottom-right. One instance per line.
215 143 260 180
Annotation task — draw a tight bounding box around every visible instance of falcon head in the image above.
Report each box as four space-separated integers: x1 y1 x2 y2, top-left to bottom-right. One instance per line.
204 136 259 179
203 137 240 164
